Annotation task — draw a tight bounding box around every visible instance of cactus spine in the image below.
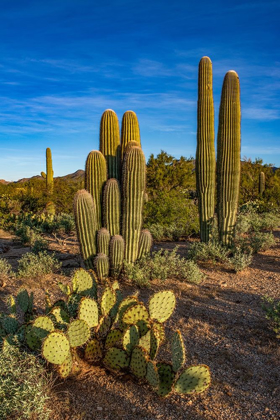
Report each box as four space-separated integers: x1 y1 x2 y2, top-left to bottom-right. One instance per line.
259 171 265 195
196 57 216 242
74 190 97 269
103 178 121 236
85 151 107 230
121 111 141 161
217 71 241 246
122 146 146 263
99 110 121 181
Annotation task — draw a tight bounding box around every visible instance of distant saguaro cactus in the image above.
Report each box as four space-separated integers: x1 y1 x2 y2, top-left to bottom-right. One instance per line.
259 171 265 195
217 71 241 246
121 111 141 161
196 57 216 242
99 109 121 181
41 147 54 194
122 146 146 263
85 151 107 230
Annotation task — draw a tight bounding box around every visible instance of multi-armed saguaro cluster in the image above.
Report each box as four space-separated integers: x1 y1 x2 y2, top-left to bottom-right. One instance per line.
74 110 152 278
196 57 241 246
41 147 54 194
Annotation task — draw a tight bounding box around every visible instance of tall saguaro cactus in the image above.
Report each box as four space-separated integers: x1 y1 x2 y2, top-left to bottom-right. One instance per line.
103 178 121 236
259 171 265 195
217 71 241 245
196 57 216 242
41 147 54 194
85 151 107 230
122 146 146 263
99 109 121 181
121 111 141 161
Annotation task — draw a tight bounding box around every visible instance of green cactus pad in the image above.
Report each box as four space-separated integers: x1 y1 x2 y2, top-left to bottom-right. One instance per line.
50 306 70 326
16 288 30 313
2 316 19 335
130 346 148 378
110 289 122 321
174 365 211 394
122 325 139 354
25 324 40 350
72 268 97 297
67 319 90 348
111 280 120 291
138 330 151 353
150 328 160 360
122 303 149 326
42 331 70 365
152 321 166 344
101 286 116 316
78 297 99 328
33 316 55 341
146 361 159 388
57 351 73 379
157 363 175 398
136 319 150 337
85 339 103 363
171 330 186 372
115 296 138 327
149 291 176 323
103 347 129 371
105 329 123 349
96 315 112 338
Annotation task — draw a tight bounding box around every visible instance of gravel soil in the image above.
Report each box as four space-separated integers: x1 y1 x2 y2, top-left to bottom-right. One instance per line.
0 229 279 420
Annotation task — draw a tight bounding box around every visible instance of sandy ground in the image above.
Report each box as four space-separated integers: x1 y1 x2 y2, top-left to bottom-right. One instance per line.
0 229 279 420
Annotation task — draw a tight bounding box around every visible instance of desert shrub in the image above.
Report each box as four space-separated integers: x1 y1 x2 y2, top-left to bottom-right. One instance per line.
187 240 230 264
0 342 51 419
123 247 204 287
262 296 280 338
249 232 276 253
148 223 190 241
54 213 75 234
17 251 61 279
0 258 14 278
236 205 280 235
227 248 253 272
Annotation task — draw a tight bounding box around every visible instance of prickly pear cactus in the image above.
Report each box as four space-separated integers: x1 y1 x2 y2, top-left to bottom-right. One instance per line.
148 291 176 323
42 331 70 365
78 297 99 328
156 363 175 397
174 365 211 394
130 346 148 378
171 330 186 372
67 319 90 348
103 347 129 370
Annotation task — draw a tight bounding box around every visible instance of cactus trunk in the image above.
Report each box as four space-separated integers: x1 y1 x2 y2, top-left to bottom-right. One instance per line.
73 190 98 269
85 151 107 230
196 57 216 242
217 71 241 246
45 148 54 194
109 235 125 277
99 109 121 181
259 171 265 195
103 178 121 236
122 146 146 263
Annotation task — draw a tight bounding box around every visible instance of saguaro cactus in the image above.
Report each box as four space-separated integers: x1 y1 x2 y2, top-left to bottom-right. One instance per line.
73 190 98 269
259 171 265 195
103 178 121 236
122 146 146 263
85 151 107 230
41 148 54 194
138 229 153 259
217 71 241 246
97 228 110 256
121 111 141 160
99 109 121 181
196 57 216 242
109 235 125 277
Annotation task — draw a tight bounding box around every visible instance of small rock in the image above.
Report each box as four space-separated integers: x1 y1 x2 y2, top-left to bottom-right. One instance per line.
97 407 103 411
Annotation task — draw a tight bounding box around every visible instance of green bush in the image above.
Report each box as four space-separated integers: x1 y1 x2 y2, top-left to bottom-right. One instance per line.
227 248 253 272
0 342 51 419
123 247 204 287
17 252 61 279
0 258 14 279
262 296 280 338
187 240 230 264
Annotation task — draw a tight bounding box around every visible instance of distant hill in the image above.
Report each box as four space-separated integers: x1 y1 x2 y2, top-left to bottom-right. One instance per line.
0 170 85 185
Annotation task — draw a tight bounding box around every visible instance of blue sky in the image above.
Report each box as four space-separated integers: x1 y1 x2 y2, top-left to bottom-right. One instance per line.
0 0 279 180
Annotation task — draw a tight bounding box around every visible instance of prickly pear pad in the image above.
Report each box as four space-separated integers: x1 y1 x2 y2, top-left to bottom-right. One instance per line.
50 306 70 326
150 328 160 360
2 316 19 335
67 319 90 348
105 329 123 349
148 291 176 323
16 288 30 313
122 325 139 354
42 331 70 365
103 347 129 370
101 286 116 316
78 297 99 328
115 296 138 327
138 330 151 353
72 268 96 296
85 339 103 363
57 351 73 379
96 315 111 338
146 360 159 388
25 324 40 350
157 363 175 397
130 346 148 378
171 330 186 372
122 303 149 325
174 365 211 394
